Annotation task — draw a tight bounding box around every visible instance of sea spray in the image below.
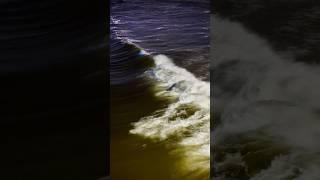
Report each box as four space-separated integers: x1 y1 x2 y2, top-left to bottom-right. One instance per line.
211 16 320 179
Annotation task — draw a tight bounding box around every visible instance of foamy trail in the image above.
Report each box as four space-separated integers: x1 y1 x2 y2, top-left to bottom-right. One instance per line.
130 54 210 173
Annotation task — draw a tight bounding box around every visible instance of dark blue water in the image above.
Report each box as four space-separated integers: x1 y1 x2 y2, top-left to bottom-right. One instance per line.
111 0 210 80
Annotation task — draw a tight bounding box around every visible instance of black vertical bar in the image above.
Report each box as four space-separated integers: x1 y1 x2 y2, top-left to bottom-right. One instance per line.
0 0 109 179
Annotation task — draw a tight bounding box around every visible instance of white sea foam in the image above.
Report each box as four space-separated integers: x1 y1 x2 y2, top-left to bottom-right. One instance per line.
130 54 210 172
212 16 320 179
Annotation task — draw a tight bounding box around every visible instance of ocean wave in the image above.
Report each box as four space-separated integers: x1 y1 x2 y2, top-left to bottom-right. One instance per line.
130 54 210 176
212 16 320 179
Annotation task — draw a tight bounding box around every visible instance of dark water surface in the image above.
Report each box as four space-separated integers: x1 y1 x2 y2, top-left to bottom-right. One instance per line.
111 0 210 80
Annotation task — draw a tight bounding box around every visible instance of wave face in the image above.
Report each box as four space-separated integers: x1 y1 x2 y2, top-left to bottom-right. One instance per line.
211 16 320 179
110 38 154 86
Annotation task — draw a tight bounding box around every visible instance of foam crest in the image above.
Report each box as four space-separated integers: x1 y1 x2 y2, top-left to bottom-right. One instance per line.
130 54 210 172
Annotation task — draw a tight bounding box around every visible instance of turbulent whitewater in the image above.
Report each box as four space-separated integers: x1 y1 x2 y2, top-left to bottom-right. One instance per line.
130 53 210 173
212 16 320 179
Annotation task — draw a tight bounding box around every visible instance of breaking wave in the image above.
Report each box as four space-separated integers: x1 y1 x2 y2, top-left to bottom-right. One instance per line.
111 10 210 177
212 16 320 179
130 54 210 176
